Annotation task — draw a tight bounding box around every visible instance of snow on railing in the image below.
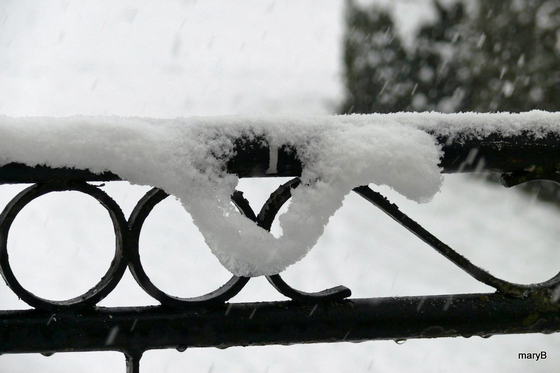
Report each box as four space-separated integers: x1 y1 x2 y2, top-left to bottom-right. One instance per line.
1 113 560 372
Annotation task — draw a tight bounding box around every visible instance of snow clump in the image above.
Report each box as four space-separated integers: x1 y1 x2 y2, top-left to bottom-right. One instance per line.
0 115 443 276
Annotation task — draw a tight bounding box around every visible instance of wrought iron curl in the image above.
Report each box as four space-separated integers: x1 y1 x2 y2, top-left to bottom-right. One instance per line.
233 178 352 302
353 184 560 298
127 187 249 308
0 181 130 311
2 175 558 312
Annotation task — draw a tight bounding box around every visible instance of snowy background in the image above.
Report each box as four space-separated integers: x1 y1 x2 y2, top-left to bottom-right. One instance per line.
0 0 559 372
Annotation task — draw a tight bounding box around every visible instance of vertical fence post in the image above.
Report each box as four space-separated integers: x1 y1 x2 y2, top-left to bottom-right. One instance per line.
125 351 143 373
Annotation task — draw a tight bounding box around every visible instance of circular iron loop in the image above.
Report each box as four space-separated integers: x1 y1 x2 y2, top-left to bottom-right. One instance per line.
127 187 249 308
246 178 351 302
0 181 129 310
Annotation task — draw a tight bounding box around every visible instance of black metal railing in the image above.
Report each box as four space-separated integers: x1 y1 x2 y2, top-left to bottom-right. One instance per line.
1 127 560 372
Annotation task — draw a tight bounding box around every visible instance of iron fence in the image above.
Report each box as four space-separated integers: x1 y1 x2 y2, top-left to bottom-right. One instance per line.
0 128 559 372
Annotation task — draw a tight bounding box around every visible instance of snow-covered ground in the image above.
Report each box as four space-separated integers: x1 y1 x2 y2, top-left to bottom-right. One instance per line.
0 0 559 372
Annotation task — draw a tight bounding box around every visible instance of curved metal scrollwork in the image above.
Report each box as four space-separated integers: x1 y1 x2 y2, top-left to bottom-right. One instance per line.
2 174 559 312
233 178 352 302
0 182 250 310
0 178 352 311
128 187 249 308
353 183 560 298
0 181 129 311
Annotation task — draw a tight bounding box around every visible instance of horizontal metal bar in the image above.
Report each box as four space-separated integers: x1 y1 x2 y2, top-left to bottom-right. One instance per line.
1 131 559 183
435 132 560 174
0 163 121 184
1 292 559 355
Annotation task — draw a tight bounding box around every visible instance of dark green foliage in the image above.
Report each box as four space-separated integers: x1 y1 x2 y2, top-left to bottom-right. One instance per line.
342 5 413 113
412 0 472 112
341 0 472 113
341 0 560 114
468 1 560 112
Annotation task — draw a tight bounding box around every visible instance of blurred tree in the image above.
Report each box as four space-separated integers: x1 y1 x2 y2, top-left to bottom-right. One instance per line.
341 0 560 113
410 0 471 112
468 1 560 112
341 4 413 113
341 0 472 113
